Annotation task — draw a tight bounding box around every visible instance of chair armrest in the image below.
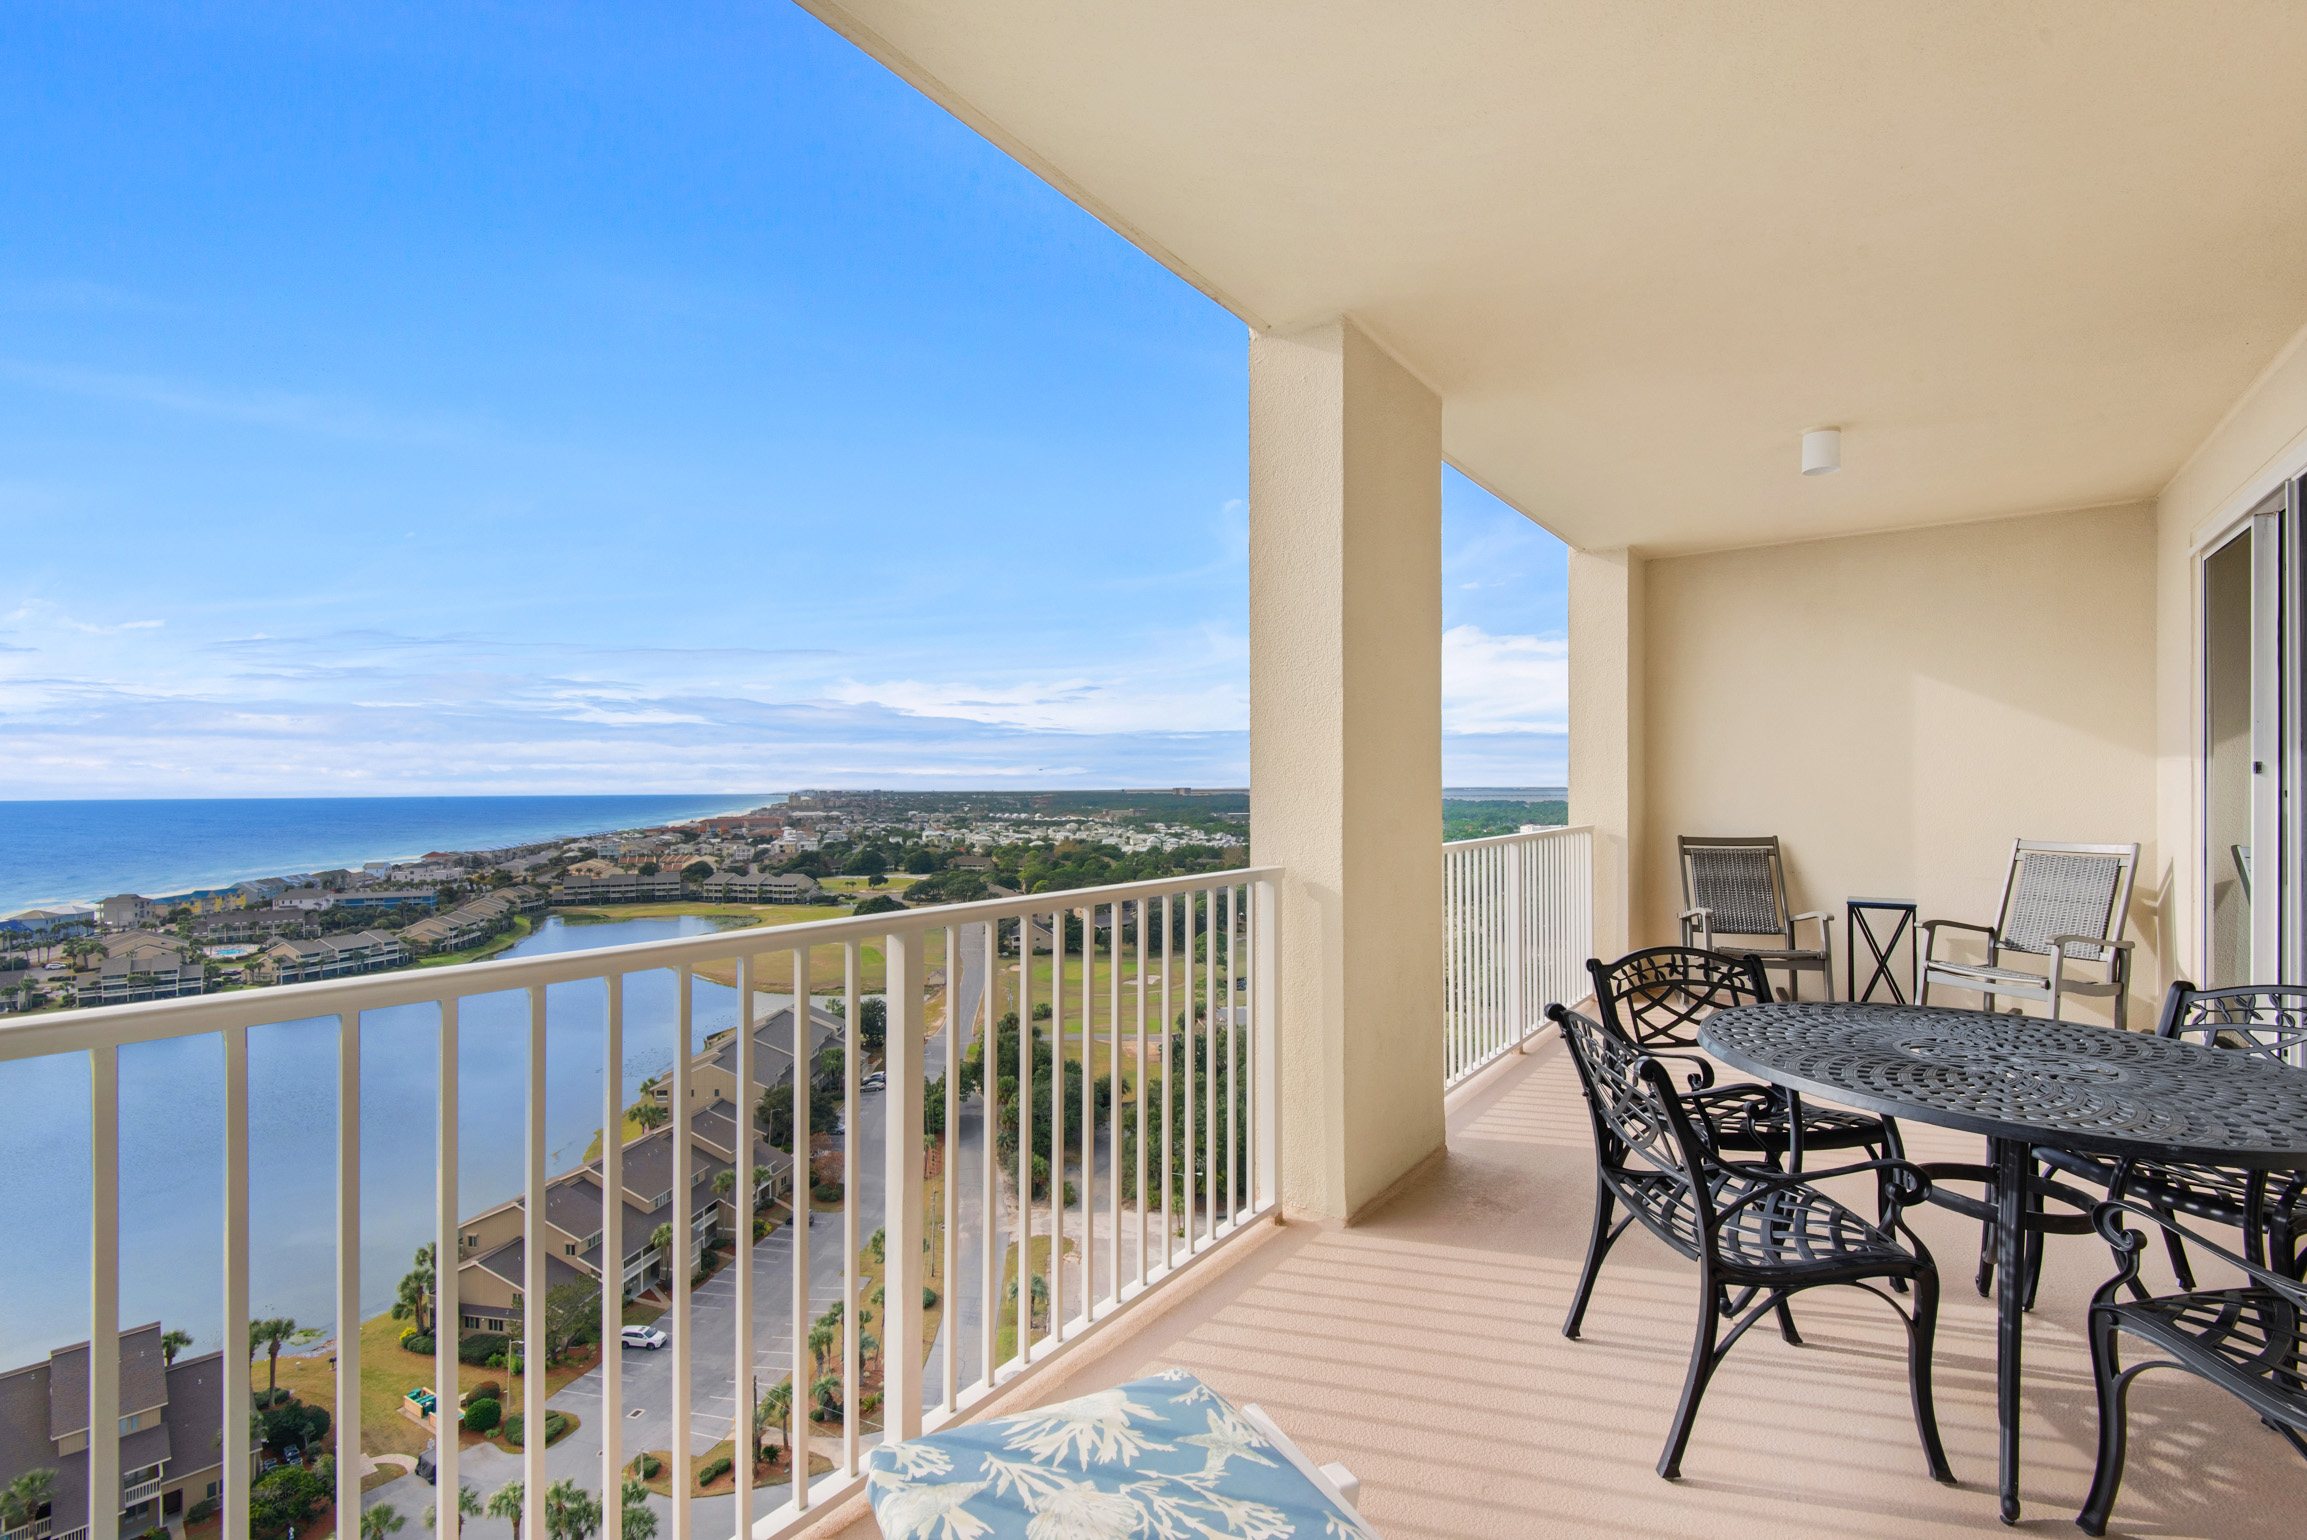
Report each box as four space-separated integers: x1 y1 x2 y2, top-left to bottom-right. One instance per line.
2093 1197 2307 1305
1679 906 1715 951
1714 1158 1935 1219
1679 907 1713 921
1918 918 1996 963
1642 1049 1717 1090
2050 934 2133 953
1790 910 1834 950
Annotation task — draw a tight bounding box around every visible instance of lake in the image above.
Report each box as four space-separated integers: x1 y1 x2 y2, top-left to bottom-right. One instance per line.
0 914 786 1367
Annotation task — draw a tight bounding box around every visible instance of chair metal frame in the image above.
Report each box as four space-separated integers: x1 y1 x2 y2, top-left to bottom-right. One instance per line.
1918 838 2140 1029
2077 1198 2307 1536
1548 1002 1952 1484
1676 835 1834 1000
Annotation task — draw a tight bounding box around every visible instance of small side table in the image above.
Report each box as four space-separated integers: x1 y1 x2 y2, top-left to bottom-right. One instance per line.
1845 896 1918 1003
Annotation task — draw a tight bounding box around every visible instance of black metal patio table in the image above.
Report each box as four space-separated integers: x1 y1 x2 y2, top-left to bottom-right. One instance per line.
1698 1000 2307 1525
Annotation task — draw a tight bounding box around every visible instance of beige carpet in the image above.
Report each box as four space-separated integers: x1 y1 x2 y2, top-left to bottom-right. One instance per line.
816 1033 2303 1538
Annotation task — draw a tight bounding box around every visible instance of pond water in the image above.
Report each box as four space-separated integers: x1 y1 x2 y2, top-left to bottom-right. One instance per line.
0 914 779 1366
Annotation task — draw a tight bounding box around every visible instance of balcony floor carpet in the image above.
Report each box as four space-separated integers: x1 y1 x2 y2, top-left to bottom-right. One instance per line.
817 1029 2304 1539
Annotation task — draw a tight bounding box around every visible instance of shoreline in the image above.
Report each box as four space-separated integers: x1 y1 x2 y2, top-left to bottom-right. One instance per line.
1 792 781 917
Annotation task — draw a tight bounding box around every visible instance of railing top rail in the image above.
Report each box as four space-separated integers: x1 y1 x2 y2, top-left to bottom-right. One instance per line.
0 864 1280 1063
1443 823 1593 852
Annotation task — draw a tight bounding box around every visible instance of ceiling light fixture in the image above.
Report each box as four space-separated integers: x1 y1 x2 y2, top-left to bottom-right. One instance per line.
1801 426 1841 476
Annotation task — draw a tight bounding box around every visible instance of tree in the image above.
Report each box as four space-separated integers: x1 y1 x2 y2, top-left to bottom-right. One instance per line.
250 1465 329 1539
543 1478 600 1540
253 1317 298 1394
810 1374 842 1421
852 893 901 913
680 861 712 885
362 1503 407 1540
649 1222 674 1280
423 1484 482 1538
488 1481 525 1540
0 1471 54 1530
631 1098 669 1132
754 1381 793 1459
840 848 888 878
542 1279 598 1364
391 1245 436 1337
901 847 943 875
711 1169 735 1203
806 1323 836 1380
618 1479 657 1540
755 1080 837 1153
160 1328 193 1365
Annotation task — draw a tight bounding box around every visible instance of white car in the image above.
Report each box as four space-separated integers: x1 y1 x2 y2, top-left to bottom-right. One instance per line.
859 1071 887 1092
620 1325 668 1351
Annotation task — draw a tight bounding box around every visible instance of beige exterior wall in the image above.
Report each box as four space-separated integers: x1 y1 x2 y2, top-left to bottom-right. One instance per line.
1248 314 1446 1221
1628 502 2160 1023
1568 548 1644 962
2153 320 2307 986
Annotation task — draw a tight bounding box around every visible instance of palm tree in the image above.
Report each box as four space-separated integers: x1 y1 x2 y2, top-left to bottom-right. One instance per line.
160 1329 193 1365
858 1333 880 1374
632 1098 669 1132
422 1484 481 1537
254 1317 298 1394
617 1479 657 1540
648 1223 674 1285
754 1380 793 1461
488 1481 525 1540
543 1478 599 1540
0 1471 55 1531
805 1323 836 1381
712 1169 735 1200
362 1503 406 1540
391 1245 437 1337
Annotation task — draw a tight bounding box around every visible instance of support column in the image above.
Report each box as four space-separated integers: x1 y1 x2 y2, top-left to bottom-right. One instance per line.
1568 547 1644 962
1249 315 1444 1223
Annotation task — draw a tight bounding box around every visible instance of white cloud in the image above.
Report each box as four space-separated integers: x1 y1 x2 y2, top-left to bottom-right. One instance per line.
824 673 1246 736
1442 624 1566 736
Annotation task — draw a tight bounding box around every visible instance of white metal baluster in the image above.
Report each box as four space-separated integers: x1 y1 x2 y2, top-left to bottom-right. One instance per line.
1444 849 1457 1080
734 954 755 1538
671 965 693 1540
978 917 996 1391
223 1020 251 1540
1161 896 1174 1273
1208 889 1227 1254
1079 904 1095 1320
1134 897 1148 1290
841 941 858 1477
1183 895 1197 1253
1016 918 1033 1365
90 1043 119 1540
601 977 624 1540
789 950 811 1512
1225 883 1238 1227
942 923 958 1412
433 1001 460 1539
1057 912 1070 1317
882 924 925 1443
1105 902 1120 1307
523 984 546 1540
1253 878 1279 1213
337 1010 361 1534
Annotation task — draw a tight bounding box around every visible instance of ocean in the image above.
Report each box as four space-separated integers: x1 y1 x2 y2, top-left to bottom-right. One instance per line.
0 794 775 915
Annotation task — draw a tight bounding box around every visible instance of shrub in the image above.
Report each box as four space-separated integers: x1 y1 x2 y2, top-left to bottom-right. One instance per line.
458 1332 506 1366
696 1455 733 1488
501 1409 569 1448
461 1398 501 1433
140 1525 173 1540
251 1387 292 1409
400 1333 435 1356
185 1498 218 1525
398 1327 421 1348
811 1182 842 1203
922 1286 939 1311
468 1379 504 1404
633 1454 662 1480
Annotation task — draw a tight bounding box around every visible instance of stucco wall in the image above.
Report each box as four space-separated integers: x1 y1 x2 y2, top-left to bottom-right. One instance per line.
1637 502 2159 1023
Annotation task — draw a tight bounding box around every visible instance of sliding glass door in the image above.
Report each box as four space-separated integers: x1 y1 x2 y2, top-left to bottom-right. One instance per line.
2203 484 2296 986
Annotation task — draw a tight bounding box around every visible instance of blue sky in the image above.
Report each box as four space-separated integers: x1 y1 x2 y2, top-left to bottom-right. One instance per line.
0 1 1566 797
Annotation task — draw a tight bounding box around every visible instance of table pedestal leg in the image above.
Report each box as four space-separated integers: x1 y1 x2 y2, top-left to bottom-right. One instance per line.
1994 1136 2027 1524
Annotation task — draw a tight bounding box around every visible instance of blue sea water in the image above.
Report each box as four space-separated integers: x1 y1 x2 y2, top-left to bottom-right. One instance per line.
0 794 776 915
0 914 793 1366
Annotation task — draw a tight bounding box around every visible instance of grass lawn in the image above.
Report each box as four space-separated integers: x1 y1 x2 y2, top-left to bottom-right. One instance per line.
630 1442 835 1497
415 916 534 969
993 1233 1074 1369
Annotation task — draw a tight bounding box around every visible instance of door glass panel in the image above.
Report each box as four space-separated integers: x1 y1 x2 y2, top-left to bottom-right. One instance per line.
2207 530 2254 986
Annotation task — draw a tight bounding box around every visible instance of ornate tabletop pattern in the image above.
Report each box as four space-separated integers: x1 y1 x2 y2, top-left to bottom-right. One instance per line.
1699 1002 2307 1166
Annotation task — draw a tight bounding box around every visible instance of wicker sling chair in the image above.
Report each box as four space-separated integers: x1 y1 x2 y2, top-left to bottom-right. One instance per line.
2040 982 2307 1287
2077 1199 2307 1535
1549 1002 1952 1483
1587 948 1901 1174
1918 839 2140 1028
1677 836 1834 1000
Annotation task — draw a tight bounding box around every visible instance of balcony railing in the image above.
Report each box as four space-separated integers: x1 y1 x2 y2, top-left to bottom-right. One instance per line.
2 867 1277 1540
1442 825 1593 1086
120 1477 164 1507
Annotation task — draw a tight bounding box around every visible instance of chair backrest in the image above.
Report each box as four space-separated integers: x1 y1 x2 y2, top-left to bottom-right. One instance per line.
1549 1003 1713 1208
1992 840 2140 961
2155 980 2307 1068
1678 835 1794 942
1587 947 1772 1052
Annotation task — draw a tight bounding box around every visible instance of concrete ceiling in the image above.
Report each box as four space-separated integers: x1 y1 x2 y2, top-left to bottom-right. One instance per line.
802 2 2307 555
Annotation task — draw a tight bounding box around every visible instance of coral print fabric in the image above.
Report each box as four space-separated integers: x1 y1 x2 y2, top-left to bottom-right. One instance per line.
862 1369 1378 1540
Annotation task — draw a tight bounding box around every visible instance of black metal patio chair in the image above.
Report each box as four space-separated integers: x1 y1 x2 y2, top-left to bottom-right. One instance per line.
2040 981 2307 1288
2077 1198 2307 1536
1588 948 1902 1174
1548 1001 1952 1483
